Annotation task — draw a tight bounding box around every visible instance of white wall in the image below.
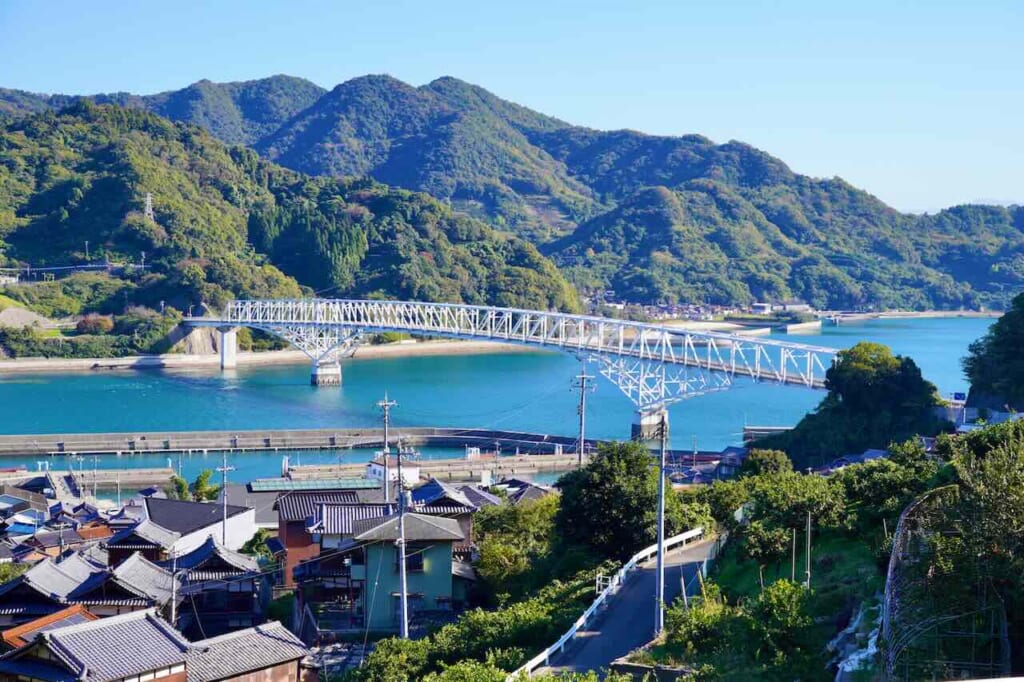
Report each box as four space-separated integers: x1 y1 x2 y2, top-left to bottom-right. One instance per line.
171 508 257 553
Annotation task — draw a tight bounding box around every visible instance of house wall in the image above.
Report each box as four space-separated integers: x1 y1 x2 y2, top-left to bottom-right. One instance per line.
219 659 302 682
173 509 257 555
280 519 317 587
364 542 453 630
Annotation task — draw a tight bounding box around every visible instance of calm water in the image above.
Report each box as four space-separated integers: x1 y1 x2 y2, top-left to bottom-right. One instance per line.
0 317 993 482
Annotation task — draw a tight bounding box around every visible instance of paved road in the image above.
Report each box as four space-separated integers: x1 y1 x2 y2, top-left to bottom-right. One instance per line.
538 538 716 675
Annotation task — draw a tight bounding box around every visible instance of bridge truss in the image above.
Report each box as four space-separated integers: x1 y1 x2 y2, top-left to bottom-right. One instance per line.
187 298 837 412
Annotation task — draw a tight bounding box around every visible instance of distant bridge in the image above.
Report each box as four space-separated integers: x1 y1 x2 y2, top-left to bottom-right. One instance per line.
185 299 837 427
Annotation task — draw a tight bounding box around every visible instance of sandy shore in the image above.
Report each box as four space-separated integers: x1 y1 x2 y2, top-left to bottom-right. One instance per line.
0 339 540 374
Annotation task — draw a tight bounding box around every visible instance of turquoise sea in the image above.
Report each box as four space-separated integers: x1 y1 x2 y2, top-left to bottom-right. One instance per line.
0 317 994 482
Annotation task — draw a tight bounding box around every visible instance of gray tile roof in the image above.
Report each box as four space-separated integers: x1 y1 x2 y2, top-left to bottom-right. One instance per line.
8 553 106 600
144 497 250 536
311 503 393 535
105 520 180 550
109 553 177 604
274 491 359 522
458 485 502 508
160 536 258 574
185 621 309 682
412 479 477 511
29 609 189 682
352 513 464 542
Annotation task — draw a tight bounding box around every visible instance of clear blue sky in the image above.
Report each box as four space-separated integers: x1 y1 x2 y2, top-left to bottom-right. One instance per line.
1 0 1020 212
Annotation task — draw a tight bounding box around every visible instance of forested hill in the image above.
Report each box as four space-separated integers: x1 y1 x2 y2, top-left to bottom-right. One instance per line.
0 103 580 313
0 75 326 146
3 75 1022 310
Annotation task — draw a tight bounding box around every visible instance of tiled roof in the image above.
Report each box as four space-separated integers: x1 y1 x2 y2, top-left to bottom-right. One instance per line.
145 498 250 536
105 520 180 550
458 485 502 508
1 604 98 649
353 513 464 542
185 621 309 682
29 529 85 549
109 553 177 604
7 553 105 601
411 479 476 511
275 491 359 522
158 536 258 574
0 656 76 681
41 609 189 682
509 483 555 505
310 503 393 534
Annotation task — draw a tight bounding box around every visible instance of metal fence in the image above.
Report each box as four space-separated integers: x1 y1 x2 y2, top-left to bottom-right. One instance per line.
507 527 706 680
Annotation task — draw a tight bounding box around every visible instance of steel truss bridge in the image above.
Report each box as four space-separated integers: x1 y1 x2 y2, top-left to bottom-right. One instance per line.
186 298 837 415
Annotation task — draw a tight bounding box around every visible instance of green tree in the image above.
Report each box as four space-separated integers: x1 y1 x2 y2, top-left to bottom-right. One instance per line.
750 580 815 664
556 441 689 560
741 521 791 589
190 469 220 501
168 474 190 500
963 292 1024 408
0 562 28 584
241 528 272 559
758 342 944 467
740 449 793 478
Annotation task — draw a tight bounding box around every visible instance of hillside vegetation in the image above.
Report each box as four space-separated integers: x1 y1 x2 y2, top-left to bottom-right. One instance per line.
0 102 579 322
3 75 1022 310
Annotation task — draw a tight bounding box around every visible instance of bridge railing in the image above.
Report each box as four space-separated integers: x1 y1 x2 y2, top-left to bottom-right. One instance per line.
197 298 836 390
507 527 706 680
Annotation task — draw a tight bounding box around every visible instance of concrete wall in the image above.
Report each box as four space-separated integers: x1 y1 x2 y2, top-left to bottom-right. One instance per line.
172 509 257 554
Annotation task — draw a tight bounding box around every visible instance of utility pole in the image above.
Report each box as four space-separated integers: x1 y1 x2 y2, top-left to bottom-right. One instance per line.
654 410 668 636
572 372 594 467
396 437 410 639
804 511 812 589
791 527 796 582
216 452 235 546
170 551 177 626
377 393 397 503
84 240 89 262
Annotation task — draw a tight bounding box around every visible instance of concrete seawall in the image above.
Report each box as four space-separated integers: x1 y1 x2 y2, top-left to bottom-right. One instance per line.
0 427 594 457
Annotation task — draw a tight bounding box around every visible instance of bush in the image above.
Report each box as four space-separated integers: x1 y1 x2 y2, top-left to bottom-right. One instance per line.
76 313 114 334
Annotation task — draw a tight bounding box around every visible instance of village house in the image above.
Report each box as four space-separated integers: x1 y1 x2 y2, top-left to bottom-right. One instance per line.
156 536 267 639
0 550 177 627
104 497 255 565
0 608 314 682
273 485 386 588
294 511 472 640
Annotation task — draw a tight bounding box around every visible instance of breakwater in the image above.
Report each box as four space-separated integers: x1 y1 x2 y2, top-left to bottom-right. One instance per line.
0 427 594 457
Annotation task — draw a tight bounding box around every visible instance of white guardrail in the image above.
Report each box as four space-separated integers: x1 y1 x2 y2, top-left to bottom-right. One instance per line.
507 526 706 680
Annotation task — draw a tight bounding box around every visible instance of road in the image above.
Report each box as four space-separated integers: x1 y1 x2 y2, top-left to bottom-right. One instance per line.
538 538 716 676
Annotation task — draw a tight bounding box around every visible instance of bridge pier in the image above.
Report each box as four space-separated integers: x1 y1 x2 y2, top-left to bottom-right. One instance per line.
218 327 238 370
311 360 342 386
632 408 668 444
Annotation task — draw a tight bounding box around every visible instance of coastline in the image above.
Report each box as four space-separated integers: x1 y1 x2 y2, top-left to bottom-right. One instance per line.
0 339 540 375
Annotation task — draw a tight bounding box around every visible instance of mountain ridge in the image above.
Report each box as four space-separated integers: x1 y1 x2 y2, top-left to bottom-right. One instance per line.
2 74 1021 310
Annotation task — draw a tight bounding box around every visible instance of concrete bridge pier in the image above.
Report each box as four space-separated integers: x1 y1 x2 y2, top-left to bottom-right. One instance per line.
218 327 238 370
311 360 342 386
632 408 668 444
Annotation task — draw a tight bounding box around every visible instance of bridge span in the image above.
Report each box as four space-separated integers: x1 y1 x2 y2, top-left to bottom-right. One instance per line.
186 298 837 436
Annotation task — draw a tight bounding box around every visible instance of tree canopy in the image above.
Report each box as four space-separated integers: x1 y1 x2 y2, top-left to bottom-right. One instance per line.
963 292 1024 409
757 342 945 467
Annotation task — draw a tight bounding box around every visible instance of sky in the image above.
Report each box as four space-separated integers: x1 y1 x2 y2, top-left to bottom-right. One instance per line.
1 0 1020 212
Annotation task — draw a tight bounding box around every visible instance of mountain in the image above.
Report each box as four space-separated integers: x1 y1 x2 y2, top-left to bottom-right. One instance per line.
0 102 580 314
255 75 600 241
3 75 1022 310
0 75 326 146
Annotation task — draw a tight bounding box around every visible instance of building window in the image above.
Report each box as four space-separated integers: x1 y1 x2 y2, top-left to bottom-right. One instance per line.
398 543 427 572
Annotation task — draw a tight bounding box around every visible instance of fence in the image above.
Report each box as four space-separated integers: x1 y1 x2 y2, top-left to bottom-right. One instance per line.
507 527 706 680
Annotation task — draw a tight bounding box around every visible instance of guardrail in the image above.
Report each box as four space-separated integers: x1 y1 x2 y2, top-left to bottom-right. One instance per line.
507 526 706 680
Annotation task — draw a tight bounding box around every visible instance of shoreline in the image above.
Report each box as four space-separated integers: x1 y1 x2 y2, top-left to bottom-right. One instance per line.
0 339 541 375
823 310 1002 320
